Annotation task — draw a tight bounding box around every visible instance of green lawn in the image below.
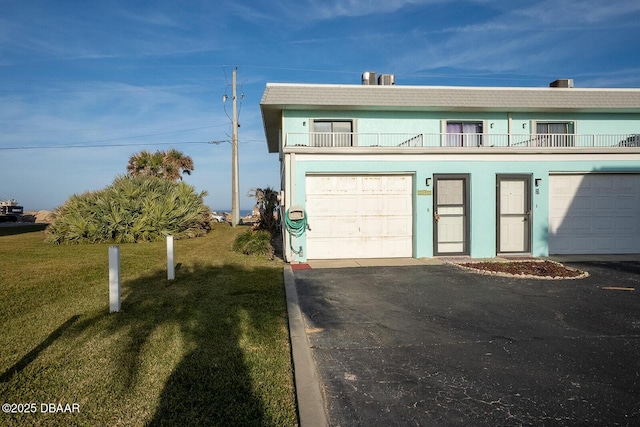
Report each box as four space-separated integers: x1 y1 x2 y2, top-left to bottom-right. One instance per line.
0 225 297 426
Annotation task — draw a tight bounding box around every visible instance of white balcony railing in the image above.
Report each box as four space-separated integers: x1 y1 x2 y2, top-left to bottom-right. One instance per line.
285 132 640 148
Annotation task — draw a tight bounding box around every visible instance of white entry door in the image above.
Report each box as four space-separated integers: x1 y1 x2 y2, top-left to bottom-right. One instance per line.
305 175 413 259
498 176 531 253
434 176 469 255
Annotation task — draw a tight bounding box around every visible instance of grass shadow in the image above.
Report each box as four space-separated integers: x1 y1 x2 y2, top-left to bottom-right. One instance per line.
95 262 290 426
0 223 48 236
0 315 80 383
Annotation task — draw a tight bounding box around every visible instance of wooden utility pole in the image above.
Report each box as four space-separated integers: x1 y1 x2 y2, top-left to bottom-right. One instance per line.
231 67 240 226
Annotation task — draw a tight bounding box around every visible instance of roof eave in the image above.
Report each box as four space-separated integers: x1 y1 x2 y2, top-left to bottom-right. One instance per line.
260 105 281 153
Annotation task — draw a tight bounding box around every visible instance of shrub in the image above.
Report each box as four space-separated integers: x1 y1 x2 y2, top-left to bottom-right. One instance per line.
232 229 274 258
247 187 280 234
46 175 211 244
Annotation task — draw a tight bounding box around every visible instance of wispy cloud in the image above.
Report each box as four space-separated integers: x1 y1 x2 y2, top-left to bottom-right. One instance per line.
0 1 229 61
306 0 439 19
118 10 183 28
0 80 224 147
223 2 280 25
512 0 640 26
382 0 640 86
244 0 443 24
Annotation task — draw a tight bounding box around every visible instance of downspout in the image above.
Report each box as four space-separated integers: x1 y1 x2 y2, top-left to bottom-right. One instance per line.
508 112 512 146
288 152 297 262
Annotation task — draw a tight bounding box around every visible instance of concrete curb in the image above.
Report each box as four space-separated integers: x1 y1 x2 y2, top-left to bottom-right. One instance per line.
284 265 328 427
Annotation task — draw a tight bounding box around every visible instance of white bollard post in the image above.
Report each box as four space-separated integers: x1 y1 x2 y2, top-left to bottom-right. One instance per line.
167 235 175 280
109 246 120 312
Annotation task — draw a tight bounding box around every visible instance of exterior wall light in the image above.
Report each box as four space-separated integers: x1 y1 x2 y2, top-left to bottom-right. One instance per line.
426 178 432 186
535 178 542 187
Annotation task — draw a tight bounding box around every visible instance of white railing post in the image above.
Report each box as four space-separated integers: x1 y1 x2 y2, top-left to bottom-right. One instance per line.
167 235 175 280
109 246 120 313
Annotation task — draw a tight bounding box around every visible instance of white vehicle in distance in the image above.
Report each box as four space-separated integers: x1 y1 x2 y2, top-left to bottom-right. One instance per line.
210 212 226 223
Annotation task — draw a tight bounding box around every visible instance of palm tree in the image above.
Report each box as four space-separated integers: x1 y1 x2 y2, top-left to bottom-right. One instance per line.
127 149 194 181
163 149 194 181
127 150 156 177
247 187 280 233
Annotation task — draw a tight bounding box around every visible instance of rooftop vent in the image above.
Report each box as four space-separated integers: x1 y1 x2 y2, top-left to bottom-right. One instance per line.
550 79 574 88
362 71 377 85
362 72 395 85
378 74 395 86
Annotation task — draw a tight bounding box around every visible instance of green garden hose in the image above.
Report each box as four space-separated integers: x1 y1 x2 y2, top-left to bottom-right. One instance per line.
284 208 307 255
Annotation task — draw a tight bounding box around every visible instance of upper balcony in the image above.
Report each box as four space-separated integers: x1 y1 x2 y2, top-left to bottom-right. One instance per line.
284 132 640 150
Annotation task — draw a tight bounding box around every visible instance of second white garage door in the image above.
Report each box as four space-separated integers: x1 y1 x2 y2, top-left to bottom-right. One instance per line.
549 174 640 254
305 175 413 259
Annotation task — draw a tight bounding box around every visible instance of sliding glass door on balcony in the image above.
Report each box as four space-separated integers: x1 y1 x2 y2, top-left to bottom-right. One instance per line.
446 122 483 147
535 122 574 147
311 120 353 147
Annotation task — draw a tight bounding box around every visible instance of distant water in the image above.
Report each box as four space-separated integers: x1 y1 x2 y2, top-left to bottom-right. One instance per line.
213 209 252 217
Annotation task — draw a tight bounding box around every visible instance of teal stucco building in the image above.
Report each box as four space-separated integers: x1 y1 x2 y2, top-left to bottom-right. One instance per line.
261 77 640 262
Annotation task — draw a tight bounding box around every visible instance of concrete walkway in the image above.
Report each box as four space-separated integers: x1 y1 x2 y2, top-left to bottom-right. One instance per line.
304 256 523 269
306 257 443 269
304 254 640 269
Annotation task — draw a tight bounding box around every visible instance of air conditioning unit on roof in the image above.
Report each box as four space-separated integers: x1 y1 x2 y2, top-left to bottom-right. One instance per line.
549 79 574 88
362 71 377 85
378 74 395 86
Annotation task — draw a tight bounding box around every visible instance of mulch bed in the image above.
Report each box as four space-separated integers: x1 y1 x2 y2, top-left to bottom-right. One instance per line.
453 260 588 280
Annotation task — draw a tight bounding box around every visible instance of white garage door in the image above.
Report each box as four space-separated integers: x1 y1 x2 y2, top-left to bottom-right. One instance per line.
305 175 413 259
549 174 640 254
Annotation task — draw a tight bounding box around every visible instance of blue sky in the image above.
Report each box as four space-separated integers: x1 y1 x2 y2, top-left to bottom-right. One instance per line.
2 0 640 211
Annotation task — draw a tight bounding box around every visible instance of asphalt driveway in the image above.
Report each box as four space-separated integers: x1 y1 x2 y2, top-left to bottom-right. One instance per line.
292 259 640 426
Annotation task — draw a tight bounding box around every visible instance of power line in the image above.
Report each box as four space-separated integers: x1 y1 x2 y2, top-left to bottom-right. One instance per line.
0 124 229 149
0 123 227 135
0 138 264 151
0 141 214 150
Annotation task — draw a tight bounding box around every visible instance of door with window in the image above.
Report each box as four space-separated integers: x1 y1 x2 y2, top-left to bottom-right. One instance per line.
312 120 353 147
434 175 469 255
497 175 531 253
446 122 483 147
